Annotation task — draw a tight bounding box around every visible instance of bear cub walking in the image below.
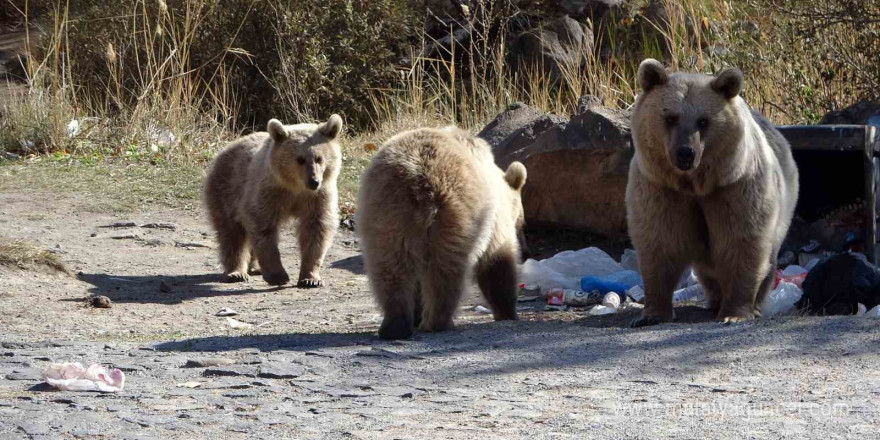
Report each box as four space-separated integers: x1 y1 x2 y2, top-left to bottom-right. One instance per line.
626 59 799 326
203 115 343 287
357 127 528 339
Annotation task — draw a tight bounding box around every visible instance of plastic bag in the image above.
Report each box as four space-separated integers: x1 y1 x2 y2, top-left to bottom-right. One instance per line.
43 362 125 393
619 249 639 271
761 281 802 318
580 270 641 294
519 247 622 290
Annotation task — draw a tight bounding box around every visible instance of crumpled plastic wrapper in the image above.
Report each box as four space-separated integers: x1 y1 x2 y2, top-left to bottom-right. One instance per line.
43 362 125 393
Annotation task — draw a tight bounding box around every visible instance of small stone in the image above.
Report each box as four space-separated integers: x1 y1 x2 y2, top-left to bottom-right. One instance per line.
214 307 238 317
101 221 137 228
18 421 50 435
90 296 112 308
5 370 41 381
184 358 235 368
202 366 256 377
140 223 176 231
158 280 172 293
257 364 304 379
401 392 414 399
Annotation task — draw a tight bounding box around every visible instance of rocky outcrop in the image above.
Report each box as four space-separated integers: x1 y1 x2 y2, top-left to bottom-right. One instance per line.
480 96 633 237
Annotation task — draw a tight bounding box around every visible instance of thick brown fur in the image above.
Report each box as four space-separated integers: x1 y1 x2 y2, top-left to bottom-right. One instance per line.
357 127 528 339
626 59 799 326
203 115 343 288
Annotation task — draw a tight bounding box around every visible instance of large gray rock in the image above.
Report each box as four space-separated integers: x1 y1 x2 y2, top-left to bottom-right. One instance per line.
820 100 880 125
511 15 593 83
482 96 633 236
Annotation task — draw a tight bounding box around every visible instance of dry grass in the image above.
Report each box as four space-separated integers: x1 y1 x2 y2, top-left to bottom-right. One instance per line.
0 236 68 273
1 0 874 211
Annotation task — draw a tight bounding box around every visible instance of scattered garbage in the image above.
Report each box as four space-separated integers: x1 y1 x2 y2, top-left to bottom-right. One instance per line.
588 305 617 316
799 252 880 315
619 249 639 271
601 292 621 309
520 247 622 291
627 285 645 302
473 305 492 314
215 307 238 317
774 265 808 289
761 281 803 317
672 284 704 303
226 317 253 330
859 304 880 317
580 270 642 295
176 381 203 388
43 362 125 393
547 288 625 307
66 119 80 137
90 296 112 309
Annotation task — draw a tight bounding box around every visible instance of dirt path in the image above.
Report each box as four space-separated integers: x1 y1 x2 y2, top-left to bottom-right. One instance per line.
1 189 878 439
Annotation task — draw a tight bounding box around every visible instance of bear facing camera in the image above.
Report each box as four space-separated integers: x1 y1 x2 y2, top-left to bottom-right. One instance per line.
203 114 343 288
357 126 528 340
626 59 800 326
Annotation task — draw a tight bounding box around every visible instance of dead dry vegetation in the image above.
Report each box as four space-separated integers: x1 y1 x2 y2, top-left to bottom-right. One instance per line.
0 0 876 206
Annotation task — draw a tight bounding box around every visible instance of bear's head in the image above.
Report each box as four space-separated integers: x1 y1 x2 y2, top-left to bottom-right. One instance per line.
267 114 343 192
632 58 746 176
503 161 529 260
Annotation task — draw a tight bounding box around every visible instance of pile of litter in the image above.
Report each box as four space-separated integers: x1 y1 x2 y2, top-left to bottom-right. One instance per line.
43 362 125 393
518 246 880 319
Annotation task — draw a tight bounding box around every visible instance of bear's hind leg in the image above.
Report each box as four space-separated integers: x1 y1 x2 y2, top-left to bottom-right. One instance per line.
216 220 249 283
476 245 518 321
419 254 469 333
368 253 419 340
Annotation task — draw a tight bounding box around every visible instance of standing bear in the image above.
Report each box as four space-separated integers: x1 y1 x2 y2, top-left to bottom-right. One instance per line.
357 127 528 339
626 59 799 326
203 115 343 287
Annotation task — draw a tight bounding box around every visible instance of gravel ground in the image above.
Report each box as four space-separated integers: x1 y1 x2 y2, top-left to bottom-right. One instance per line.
1 190 878 439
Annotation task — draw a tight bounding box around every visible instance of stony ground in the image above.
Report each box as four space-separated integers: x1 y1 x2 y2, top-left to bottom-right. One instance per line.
1 188 878 440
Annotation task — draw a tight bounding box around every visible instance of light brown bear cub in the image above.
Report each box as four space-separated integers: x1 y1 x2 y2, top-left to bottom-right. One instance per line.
357 127 528 340
626 59 799 326
203 115 343 287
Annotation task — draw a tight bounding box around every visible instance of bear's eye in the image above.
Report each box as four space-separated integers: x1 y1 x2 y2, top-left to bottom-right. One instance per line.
315 157 323 164
296 156 306 165
664 115 678 126
697 118 710 129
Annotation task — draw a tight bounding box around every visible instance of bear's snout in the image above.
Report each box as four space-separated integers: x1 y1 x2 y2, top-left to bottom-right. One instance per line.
307 178 320 191
675 147 696 171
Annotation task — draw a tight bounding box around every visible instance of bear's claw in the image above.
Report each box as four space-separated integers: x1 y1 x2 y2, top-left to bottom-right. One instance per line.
297 278 323 288
224 271 249 283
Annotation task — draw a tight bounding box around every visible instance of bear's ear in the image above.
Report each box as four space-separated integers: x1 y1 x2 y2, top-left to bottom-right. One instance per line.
711 67 743 100
504 162 527 191
638 59 668 93
267 119 287 142
319 114 343 140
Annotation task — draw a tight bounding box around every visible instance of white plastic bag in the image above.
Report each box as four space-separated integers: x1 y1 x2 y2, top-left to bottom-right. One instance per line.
619 249 639 271
519 247 622 290
43 363 125 393
760 281 802 318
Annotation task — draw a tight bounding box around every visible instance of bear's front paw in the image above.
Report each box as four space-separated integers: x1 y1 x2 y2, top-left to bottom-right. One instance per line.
297 277 323 288
224 271 249 283
720 314 755 324
263 271 290 286
629 314 670 328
